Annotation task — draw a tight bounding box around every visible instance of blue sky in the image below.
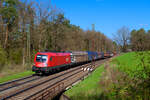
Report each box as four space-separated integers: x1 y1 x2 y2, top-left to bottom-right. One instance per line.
35 0 150 38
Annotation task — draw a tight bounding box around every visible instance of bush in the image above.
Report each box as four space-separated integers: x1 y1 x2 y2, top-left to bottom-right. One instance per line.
103 52 150 100
31 49 38 62
0 46 7 71
9 48 22 64
99 63 150 100
135 51 150 79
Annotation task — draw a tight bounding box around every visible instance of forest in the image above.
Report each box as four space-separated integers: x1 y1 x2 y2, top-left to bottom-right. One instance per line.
0 0 116 69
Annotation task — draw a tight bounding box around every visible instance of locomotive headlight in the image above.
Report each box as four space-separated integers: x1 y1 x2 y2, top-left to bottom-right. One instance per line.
44 63 48 67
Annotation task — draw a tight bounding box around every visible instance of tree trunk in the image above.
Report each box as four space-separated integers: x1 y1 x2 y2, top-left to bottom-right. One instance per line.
38 32 42 52
0 16 4 45
4 25 8 48
23 47 25 65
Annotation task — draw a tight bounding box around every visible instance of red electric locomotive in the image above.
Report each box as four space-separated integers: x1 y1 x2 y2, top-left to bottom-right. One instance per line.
32 52 71 74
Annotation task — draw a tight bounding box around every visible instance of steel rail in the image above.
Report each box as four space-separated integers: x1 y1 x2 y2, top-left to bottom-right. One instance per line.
0 76 42 92
1 65 83 100
29 61 98 100
0 75 34 87
24 69 83 100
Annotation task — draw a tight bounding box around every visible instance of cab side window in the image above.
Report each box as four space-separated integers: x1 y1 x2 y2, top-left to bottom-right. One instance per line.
50 56 53 61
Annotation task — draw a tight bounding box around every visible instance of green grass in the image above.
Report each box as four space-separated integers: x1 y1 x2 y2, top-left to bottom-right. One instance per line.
112 52 136 74
112 52 140 77
65 65 105 100
112 52 150 78
0 71 34 83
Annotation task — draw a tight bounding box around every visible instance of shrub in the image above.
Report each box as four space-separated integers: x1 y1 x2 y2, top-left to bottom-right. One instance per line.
0 46 7 71
9 48 22 64
103 52 150 100
135 51 150 79
99 63 150 100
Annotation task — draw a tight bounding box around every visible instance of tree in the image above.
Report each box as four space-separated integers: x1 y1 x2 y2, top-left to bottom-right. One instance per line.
113 26 130 52
0 0 19 48
131 29 148 51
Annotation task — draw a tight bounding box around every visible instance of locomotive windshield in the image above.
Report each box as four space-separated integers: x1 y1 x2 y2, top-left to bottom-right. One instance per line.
36 55 47 62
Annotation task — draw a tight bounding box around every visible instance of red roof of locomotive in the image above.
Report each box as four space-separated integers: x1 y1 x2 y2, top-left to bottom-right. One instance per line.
36 52 71 56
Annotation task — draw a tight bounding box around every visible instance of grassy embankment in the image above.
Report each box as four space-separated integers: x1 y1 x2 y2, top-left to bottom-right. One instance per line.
101 52 150 99
65 52 150 100
112 52 147 78
0 64 34 83
0 71 34 83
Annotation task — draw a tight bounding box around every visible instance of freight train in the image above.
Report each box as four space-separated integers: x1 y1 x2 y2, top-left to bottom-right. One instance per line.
32 51 113 74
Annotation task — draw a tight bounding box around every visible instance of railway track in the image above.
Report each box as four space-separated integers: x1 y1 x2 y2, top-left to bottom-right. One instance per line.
0 75 44 93
0 64 87 99
0 58 109 100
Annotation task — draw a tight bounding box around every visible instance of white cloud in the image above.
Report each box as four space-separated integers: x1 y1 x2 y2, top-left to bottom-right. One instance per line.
139 24 149 27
